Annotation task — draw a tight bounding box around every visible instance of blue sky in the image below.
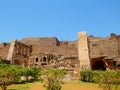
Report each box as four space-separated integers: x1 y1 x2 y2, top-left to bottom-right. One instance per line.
0 0 120 42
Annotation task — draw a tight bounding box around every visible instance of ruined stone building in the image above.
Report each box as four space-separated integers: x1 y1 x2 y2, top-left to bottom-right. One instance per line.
0 32 120 70
78 32 120 70
0 37 78 70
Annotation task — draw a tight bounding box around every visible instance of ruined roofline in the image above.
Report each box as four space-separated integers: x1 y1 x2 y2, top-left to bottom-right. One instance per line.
22 37 58 39
0 42 10 44
88 33 120 39
11 40 31 48
0 42 10 47
21 37 77 42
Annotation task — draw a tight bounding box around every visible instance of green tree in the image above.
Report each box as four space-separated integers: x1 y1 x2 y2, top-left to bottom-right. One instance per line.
43 68 66 90
9 65 23 83
0 64 23 90
0 64 14 90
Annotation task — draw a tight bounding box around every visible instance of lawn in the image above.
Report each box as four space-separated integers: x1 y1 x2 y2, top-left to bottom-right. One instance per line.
0 81 102 90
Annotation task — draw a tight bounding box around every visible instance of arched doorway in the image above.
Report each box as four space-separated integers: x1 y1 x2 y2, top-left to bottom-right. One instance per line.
91 58 106 70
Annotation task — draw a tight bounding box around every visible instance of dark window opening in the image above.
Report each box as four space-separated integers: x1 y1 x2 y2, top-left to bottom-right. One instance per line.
40 59 42 62
117 64 120 68
43 57 46 62
36 58 38 62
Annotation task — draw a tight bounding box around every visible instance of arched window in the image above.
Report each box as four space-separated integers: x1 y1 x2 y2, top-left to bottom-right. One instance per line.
43 57 46 62
36 57 38 62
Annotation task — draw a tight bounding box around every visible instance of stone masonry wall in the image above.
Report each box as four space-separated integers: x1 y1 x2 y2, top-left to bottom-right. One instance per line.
1 32 120 70
21 37 60 46
21 37 78 57
88 34 120 59
0 43 10 59
7 40 31 66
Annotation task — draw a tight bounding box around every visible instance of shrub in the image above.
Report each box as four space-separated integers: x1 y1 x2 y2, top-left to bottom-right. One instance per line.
30 67 42 80
80 70 120 90
0 64 42 90
80 70 95 82
43 68 66 90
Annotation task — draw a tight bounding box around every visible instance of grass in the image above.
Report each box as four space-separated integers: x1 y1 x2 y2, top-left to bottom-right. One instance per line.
62 81 102 90
0 80 103 90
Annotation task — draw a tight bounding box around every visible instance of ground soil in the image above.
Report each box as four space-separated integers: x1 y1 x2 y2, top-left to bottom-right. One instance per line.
5 81 102 90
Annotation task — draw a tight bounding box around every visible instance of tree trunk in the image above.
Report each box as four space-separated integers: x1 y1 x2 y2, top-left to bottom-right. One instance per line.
2 81 6 90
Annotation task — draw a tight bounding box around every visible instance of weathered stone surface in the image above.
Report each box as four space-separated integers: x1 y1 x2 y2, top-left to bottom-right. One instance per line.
21 37 60 46
4 37 78 69
88 35 119 58
0 42 10 59
0 32 120 70
7 40 31 67
78 32 91 70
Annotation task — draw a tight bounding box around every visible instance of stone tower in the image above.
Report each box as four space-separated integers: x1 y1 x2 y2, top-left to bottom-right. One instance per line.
6 40 16 64
78 32 91 70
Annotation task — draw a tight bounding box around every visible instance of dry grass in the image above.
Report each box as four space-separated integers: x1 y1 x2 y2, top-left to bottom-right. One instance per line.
0 81 102 90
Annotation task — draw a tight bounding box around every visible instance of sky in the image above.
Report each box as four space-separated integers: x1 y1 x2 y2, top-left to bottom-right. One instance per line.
0 0 120 42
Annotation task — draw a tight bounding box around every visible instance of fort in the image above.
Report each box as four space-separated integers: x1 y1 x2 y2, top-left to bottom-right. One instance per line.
0 31 120 71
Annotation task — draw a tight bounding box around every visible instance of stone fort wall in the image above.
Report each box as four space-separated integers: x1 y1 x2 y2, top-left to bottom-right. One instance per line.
88 34 120 59
0 32 120 70
20 37 78 57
